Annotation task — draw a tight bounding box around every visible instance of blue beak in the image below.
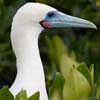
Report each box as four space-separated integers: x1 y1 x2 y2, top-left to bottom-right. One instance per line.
41 11 97 29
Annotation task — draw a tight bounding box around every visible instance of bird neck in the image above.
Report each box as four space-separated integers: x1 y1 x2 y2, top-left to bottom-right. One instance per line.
16 32 41 72
16 35 42 75
11 24 43 72
11 25 48 99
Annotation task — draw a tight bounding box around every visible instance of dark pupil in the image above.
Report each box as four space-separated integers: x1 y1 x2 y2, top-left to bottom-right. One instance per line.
48 12 54 18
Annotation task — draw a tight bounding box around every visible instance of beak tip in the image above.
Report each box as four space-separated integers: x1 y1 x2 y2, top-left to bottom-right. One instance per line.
87 21 97 30
94 25 97 30
92 24 97 30
92 25 97 30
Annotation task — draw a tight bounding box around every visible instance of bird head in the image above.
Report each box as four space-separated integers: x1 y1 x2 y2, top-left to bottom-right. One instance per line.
12 3 96 32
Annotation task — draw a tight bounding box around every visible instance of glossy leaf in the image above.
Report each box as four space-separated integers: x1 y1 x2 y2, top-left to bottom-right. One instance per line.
60 56 91 100
77 62 93 95
29 91 40 100
0 86 14 100
16 90 28 100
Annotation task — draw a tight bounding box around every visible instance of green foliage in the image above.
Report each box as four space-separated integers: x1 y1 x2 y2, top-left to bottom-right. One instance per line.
0 86 14 100
16 90 39 100
45 36 100 100
49 72 65 100
0 86 40 100
16 90 28 100
29 91 40 100
77 63 93 95
45 36 92 100
96 84 100 100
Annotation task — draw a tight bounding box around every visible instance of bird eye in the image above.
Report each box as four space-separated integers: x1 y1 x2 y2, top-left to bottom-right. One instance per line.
47 12 55 18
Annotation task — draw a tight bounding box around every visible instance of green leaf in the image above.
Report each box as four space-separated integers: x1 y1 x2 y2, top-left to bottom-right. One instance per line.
16 90 28 100
77 62 93 95
29 91 40 100
49 72 65 100
52 36 68 64
96 84 100 100
60 56 91 100
96 79 100 88
95 79 100 100
0 86 14 100
90 64 94 83
45 36 79 68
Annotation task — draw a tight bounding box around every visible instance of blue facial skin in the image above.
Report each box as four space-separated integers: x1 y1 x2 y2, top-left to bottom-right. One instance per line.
44 11 69 28
43 11 96 29
46 11 58 20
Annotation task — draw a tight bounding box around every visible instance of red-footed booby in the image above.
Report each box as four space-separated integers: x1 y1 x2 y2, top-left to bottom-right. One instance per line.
10 2 96 100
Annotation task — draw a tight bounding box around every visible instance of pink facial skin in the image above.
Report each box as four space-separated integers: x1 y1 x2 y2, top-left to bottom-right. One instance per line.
41 21 52 28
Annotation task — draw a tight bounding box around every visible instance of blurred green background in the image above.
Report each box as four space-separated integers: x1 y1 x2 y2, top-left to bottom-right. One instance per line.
0 0 100 91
